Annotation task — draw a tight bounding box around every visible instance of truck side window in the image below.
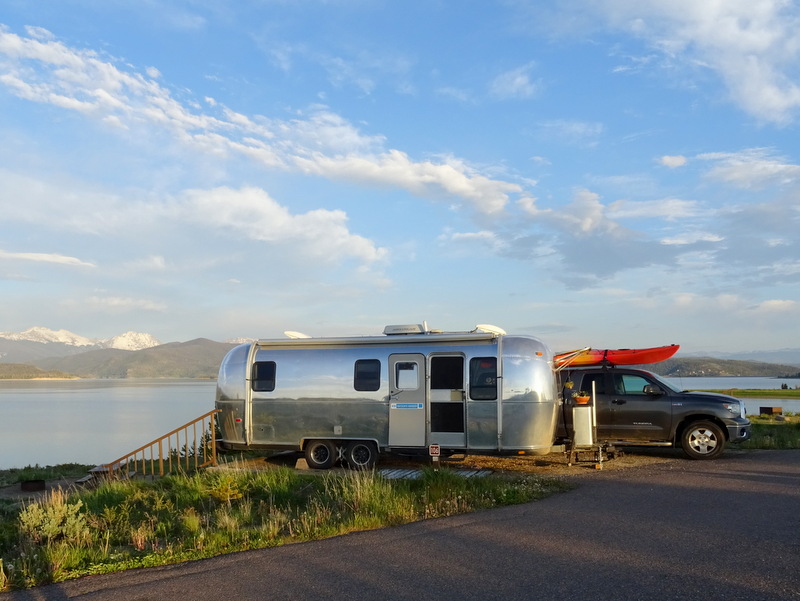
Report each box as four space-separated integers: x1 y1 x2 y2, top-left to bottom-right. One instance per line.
252 361 276 392
614 374 651 395
354 359 381 391
469 357 497 400
584 373 606 395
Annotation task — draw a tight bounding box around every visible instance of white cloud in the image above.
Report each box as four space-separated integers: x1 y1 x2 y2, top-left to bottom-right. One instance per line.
85 296 168 312
661 232 723 245
537 119 604 147
573 0 800 123
608 197 702 220
182 186 387 265
659 155 687 168
125 255 168 272
436 86 472 103
292 150 520 214
440 230 507 253
0 26 527 215
489 63 538 99
0 249 95 267
558 188 622 235
755 299 797 313
698 148 800 189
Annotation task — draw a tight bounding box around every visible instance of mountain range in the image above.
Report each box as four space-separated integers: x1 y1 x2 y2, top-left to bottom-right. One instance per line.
0 327 236 378
0 326 799 379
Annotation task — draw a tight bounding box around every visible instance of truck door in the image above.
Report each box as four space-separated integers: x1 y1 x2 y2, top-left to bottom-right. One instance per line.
607 372 672 441
388 354 426 447
428 354 466 448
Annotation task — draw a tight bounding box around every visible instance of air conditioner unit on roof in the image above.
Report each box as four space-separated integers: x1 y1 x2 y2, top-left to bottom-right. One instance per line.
383 324 427 335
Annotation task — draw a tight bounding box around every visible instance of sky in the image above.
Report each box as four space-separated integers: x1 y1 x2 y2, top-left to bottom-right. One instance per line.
1 0 799 354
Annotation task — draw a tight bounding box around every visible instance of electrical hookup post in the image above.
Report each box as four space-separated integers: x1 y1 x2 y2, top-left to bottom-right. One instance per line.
429 444 440 470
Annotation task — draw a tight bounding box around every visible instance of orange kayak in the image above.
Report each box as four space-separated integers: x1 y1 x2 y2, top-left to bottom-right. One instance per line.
555 344 679 367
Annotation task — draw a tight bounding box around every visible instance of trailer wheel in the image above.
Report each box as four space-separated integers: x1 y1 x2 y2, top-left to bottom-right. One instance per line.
344 441 378 470
680 420 725 460
304 440 337 469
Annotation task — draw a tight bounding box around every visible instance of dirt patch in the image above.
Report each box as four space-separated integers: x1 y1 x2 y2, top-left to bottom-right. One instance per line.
386 447 685 477
217 447 686 478
0 477 85 503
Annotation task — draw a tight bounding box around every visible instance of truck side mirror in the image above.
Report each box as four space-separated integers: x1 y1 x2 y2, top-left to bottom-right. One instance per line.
643 384 663 396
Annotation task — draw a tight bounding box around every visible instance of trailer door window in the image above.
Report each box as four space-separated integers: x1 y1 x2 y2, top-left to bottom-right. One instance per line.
354 359 381 391
251 361 276 392
395 362 419 390
469 357 497 400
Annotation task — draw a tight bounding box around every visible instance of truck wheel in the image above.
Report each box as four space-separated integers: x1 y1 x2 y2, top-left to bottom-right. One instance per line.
680 421 725 460
304 440 337 469
344 441 378 470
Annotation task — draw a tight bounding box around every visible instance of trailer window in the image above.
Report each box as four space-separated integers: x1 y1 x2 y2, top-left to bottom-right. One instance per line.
469 357 497 400
430 356 463 389
251 361 276 392
395 362 419 390
354 359 381 391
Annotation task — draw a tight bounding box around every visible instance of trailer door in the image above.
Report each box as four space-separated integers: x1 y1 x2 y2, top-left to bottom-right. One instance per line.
429 354 466 448
388 354 426 447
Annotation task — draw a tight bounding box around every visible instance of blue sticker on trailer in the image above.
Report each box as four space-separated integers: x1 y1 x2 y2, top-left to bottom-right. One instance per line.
392 403 424 409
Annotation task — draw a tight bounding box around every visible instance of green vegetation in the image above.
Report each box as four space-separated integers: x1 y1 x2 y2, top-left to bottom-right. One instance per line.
741 418 800 450
0 463 571 591
0 364 76 380
649 357 800 378
0 465 93 488
703 388 800 399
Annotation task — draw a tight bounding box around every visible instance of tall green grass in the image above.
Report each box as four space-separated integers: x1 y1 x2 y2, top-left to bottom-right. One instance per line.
0 466 570 591
741 422 800 450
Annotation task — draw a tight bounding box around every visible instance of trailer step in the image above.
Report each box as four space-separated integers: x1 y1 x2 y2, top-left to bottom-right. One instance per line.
378 467 490 480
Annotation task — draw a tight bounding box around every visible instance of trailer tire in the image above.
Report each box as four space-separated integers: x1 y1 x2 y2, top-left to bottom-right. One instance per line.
304 440 337 469
344 441 378 470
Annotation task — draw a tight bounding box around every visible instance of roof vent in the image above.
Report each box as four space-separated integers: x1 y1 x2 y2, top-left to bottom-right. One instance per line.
284 331 311 339
474 324 507 335
384 324 427 335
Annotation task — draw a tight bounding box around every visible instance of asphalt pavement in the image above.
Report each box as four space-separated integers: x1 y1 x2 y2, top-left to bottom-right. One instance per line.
7 449 800 601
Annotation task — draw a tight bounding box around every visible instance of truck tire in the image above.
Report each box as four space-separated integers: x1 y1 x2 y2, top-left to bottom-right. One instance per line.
344 441 378 470
304 440 337 469
680 421 725 460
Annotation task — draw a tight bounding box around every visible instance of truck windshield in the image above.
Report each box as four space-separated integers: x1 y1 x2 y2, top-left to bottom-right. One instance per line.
651 372 683 393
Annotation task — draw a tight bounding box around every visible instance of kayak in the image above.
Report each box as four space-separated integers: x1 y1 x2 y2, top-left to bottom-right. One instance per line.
554 344 679 367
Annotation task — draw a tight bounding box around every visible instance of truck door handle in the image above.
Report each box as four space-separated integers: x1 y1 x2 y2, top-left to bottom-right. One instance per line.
612 399 626 405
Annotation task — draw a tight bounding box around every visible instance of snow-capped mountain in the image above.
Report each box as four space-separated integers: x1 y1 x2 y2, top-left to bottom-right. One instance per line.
103 331 162 351
0 327 161 351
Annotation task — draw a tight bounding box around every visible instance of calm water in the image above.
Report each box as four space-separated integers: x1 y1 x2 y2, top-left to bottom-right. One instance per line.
1 376 798 470
664 376 800 414
0 379 216 470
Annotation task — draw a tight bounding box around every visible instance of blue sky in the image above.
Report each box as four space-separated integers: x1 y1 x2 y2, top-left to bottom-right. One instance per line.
1 1 799 353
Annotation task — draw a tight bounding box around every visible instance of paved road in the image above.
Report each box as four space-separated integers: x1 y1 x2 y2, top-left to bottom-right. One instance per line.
7 450 800 601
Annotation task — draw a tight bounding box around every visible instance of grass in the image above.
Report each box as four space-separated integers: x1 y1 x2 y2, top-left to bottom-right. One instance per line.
694 388 800 399
0 462 572 591
0 465 94 488
741 415 800 450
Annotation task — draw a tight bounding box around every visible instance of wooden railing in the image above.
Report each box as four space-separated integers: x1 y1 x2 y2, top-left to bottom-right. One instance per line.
94 409 220 479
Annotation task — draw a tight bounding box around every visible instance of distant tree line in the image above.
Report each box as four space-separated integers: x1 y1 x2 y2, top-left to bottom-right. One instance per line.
0 363 75 379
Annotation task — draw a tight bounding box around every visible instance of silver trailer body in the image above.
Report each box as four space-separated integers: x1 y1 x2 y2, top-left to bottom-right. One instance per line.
215 327 558 467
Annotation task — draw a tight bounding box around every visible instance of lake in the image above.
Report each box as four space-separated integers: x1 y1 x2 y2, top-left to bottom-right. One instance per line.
1 376 798 470
664 376 800 415
0 379 216 470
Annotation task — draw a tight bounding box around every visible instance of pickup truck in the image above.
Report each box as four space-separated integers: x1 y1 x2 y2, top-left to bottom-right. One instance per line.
558 366 751 459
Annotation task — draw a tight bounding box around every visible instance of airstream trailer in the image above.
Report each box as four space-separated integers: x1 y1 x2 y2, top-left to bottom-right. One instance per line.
215 324 559 469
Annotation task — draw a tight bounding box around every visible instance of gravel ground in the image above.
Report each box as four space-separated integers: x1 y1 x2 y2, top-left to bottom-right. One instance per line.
0 446 695 504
